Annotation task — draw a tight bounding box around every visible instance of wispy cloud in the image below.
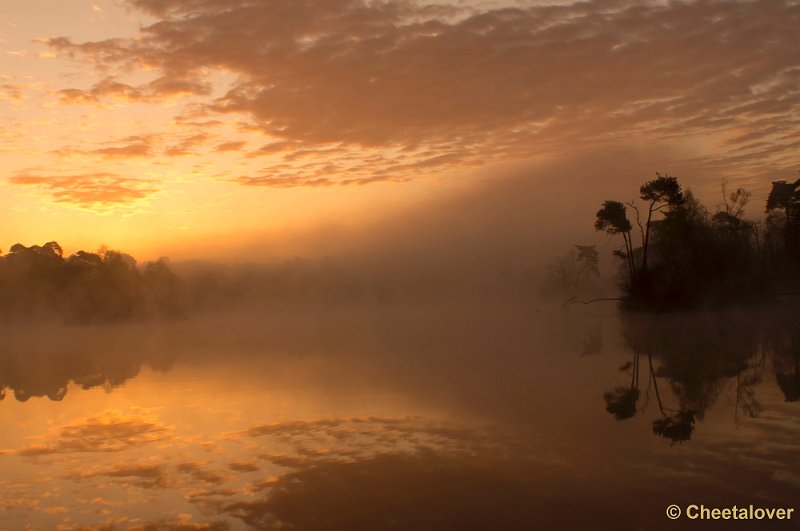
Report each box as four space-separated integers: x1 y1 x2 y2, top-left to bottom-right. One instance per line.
52 75 211 104
9 171 158 209
57 134 158 159
67 462 171 488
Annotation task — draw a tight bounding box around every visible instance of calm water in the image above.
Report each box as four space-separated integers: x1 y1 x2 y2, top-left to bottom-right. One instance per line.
1 302 800 530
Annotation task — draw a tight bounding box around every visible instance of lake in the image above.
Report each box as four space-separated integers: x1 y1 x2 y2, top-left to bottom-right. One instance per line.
1 301 799 530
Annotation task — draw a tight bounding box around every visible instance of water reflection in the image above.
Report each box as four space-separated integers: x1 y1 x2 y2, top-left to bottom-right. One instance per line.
602 304 800 443
1 304 800 529
0 324 173 402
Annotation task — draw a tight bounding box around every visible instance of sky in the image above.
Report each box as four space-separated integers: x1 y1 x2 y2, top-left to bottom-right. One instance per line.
1 0 799 261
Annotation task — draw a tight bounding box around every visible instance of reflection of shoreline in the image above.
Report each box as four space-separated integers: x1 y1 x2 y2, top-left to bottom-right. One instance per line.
0 302 573 434
600 303 800 443
0 323 174 402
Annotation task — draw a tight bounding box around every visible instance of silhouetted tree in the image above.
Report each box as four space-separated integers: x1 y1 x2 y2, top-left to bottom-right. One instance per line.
591 172 798 309
595 201 635 282
766 178 800 263
632 173 684 277
713 180 751 230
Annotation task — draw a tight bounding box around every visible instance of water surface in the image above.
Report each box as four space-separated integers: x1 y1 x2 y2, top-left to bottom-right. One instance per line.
2 302 799 530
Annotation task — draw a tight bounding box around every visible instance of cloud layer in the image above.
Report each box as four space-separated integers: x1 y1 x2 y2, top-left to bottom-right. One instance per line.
43 0 800 189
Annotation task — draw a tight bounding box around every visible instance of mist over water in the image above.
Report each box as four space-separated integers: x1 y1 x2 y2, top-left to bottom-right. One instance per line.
2 293 800 529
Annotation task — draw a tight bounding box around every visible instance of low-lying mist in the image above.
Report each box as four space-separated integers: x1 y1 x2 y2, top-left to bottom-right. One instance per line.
1 144 767 323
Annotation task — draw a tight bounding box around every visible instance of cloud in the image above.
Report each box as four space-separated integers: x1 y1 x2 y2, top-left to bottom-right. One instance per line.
44 0 800 187
213 141 246 152
9 171 158 208
176 462 228 485
165 133 210 156
67 462 172 488
234 173 405 188
50 74 211 103
18 409 172 456
57 134 158 159
57 516 229 531
92 143 153 158
0 83 25 101
53 132 211 159
227 461 259 473
56 88 100 104
127 519 230 531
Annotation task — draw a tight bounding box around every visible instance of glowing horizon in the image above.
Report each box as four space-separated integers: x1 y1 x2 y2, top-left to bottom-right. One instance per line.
2 0 799 260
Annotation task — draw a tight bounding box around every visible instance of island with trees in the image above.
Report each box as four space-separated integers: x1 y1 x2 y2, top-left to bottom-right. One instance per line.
564 173 800 443
593 174 800 311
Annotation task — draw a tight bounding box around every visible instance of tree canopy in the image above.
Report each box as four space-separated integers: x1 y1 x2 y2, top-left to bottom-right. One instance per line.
0 243 185 323
595 174 798 310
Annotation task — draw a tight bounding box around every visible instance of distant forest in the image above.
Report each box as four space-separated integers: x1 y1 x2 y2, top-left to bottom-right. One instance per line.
592 175 800 310
0 243 185 323
0 241 530 324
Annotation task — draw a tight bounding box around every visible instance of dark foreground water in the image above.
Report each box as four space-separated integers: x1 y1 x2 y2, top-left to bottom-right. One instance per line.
1 301 800 530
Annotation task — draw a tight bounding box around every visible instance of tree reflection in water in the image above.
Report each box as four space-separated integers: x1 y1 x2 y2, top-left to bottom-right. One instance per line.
0 324 173 402
601 304 800 443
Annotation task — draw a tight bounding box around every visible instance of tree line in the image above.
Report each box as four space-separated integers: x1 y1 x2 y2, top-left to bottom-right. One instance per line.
594 175 800 310
0 241 539 324
0 243 183 323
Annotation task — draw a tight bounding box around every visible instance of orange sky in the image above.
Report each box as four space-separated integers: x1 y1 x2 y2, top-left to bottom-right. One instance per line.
1 0 799 260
